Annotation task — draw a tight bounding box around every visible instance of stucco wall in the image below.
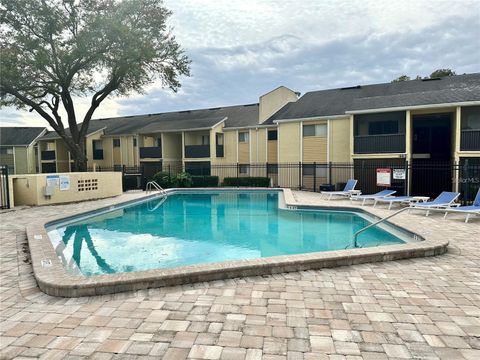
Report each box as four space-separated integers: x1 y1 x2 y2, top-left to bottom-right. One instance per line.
10 172 122 207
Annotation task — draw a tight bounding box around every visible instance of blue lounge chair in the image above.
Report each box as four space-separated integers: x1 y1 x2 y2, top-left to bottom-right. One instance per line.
444 189 480 223
321 179 359 200
351 189 396 206
374 196 429 210
410 191 460 216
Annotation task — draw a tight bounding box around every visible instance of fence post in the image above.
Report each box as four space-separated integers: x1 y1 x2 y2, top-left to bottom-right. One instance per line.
266 162 269 177
404 160 409 196
313 162 317 192
463 159 470 205
328 161 332 185
299 162 302 190
236 163 239 178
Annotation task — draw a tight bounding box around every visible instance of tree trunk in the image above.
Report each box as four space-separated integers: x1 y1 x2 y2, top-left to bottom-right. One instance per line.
64 138 88 172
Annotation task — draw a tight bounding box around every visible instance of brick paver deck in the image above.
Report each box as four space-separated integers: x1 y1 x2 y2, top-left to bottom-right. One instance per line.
1 191 479 359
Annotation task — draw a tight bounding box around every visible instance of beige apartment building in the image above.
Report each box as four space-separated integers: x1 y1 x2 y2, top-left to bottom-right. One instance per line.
35 73 479 195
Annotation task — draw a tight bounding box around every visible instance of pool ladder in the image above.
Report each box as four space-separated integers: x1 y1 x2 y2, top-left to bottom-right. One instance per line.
348 207 411 249
146 181 167 195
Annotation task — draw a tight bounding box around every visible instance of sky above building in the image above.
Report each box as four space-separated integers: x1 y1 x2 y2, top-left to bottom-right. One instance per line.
1 0 479 127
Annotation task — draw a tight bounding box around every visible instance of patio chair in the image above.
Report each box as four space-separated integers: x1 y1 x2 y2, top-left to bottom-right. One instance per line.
444 189 480 223
351 189 396 206
409 191 460 216
321 179 358 200
374 196 426 210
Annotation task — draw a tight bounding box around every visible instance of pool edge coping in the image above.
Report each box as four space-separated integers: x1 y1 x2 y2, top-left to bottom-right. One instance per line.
26 188 449 297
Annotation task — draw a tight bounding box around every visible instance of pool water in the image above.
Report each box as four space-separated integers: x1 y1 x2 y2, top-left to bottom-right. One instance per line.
47 191 406 276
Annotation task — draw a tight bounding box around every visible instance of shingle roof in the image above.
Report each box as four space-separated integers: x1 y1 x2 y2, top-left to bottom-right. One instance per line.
0 127 46 146
39 103 260 140
264 73 480 123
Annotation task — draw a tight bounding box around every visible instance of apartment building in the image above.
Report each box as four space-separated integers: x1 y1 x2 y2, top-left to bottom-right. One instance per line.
35 74 479 193
0 127 47 174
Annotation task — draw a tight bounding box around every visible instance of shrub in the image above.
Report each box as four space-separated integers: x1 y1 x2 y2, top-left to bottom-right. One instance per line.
173 172 193 188
151 171 174 188
223 177 270 187
191 175 219 187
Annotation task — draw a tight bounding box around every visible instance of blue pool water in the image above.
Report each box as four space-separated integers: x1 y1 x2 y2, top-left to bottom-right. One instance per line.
47 191 407 276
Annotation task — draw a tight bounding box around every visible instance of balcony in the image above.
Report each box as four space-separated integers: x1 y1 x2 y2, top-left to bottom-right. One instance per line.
354 134 406 154
93 149 104 160
41 150 56 161
139 146 162 159
185 145 210 158
216 145 224 157
460 129 480 151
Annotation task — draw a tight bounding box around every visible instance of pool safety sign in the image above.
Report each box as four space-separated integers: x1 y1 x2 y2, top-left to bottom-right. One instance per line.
393 168 406 180
46 175 60 187
376 168 391 187
59 175 70 191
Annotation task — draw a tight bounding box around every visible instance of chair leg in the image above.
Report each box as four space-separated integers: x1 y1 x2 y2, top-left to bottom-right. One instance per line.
444 212 448 220
426 209 430 217
389 202 393 210
465 214 470 223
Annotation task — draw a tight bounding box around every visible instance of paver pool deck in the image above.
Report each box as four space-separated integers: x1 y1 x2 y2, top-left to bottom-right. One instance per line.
0 190 479 359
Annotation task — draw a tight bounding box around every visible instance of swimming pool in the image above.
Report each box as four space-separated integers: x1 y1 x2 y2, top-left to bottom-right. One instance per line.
47 191 409 276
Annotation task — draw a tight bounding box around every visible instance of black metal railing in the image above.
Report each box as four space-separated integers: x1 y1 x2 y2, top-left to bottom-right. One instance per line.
93 149 104 160
216 145 224 157
354 134 406 153
139 146 162 158
41 150 56 160
185 145 210 158
460 129 480 151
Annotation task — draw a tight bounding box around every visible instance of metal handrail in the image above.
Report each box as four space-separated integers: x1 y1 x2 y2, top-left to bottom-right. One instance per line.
146 181 166 194
352 207 411 248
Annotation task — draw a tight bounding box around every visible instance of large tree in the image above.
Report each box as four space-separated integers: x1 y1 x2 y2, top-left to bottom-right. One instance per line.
0 0 190 171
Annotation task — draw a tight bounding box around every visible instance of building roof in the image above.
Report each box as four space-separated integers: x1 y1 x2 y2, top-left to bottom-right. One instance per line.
0 127 46 146
264 73 480 122
39 103 260 140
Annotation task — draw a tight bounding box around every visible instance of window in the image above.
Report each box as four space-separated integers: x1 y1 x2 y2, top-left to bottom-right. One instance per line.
156 138 161 147
216 133 224 146
302 164 328 177
239 164 249 174
238 132 249 142
133 138 137 147
113 138 120 147
303 124 327 137
268 130 278 141
462 107 480 130
368 121 399 135
92 140 103 150
267 164 278 174
201 135 210 145
0 147 13 155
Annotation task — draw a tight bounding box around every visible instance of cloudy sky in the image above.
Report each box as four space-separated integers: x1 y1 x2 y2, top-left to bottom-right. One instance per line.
1 0 479 127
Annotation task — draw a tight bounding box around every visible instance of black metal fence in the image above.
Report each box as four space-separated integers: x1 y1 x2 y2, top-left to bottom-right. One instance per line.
0 165 10 209
88 160 480 205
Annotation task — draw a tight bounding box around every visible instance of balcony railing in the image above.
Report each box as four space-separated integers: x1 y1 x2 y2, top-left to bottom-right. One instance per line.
93 149 104 160
185 145 210 158
354 134 406 154
41 150 56 161
139 146 162 159
460 129 480 151
216 145 224 157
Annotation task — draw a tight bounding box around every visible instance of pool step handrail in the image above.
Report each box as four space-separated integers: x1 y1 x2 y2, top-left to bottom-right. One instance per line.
352 207 411 248
146 181 166 194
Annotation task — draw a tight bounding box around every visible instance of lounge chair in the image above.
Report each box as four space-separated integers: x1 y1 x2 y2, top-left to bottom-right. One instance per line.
444 189 480 223
351 189 396 206
321 179 358 200
409 191 460 216
374 196 429 210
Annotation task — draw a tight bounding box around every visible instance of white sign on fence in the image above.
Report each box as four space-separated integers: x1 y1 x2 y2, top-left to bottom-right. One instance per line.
393 168 406 180
376 168 391 187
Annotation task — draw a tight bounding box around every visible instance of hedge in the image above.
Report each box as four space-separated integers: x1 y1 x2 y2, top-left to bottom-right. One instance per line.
223 177 270 187
191 175 219 187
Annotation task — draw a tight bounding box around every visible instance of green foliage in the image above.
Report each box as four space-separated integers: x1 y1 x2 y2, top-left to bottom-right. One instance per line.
391 75 411 83
172 172 193 188
151 171 174 188
0 0 190 170
223 177 271 187
191 176 219 187
430 68 456 78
